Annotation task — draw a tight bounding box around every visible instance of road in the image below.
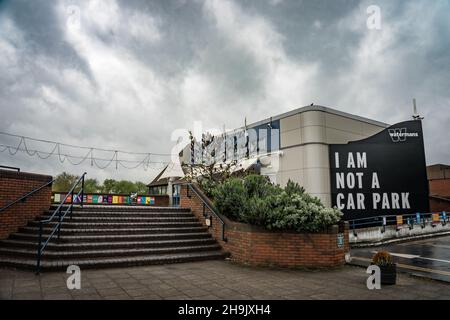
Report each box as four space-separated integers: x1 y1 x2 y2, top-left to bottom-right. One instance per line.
350 235 450 282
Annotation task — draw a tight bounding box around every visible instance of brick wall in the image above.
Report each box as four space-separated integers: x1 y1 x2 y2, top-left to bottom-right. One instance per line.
429 179 450 198
429 196 450 212
0 170 53 240
179 184 349 268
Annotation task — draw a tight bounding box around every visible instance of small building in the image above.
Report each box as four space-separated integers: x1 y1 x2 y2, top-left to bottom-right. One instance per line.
147 165 169 196
147 162 185 206
427 164 450 212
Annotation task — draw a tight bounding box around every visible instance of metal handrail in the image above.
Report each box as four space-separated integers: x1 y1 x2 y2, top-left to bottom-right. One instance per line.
36 172 86 273
186 183 227 242
0 179 54 213
348 211 448 233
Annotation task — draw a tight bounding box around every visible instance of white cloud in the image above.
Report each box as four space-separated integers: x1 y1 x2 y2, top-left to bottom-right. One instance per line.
1 0 449 182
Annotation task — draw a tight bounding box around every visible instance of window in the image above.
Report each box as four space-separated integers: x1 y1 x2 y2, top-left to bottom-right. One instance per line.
149 186 168 195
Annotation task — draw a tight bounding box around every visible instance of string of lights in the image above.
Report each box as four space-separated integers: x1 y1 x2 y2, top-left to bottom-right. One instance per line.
0 131 173 170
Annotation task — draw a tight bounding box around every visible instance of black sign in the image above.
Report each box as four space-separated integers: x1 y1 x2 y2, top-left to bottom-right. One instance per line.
329 120 429 220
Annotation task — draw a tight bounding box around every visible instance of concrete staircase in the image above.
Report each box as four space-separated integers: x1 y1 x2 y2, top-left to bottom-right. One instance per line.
0 205 227 271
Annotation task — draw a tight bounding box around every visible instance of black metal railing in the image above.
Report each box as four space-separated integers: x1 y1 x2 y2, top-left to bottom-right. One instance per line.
186 183 227 242
348 211 449 236
36 172 86 273
0 179 54 214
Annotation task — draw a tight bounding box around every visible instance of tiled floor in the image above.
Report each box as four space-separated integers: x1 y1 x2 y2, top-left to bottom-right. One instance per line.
1 260 449 300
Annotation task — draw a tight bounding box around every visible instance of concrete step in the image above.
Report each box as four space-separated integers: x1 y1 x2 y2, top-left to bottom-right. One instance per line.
0 243 222 259
19 226 208 236
0 238 218 251
48 206 190 213
0 205 226 271
41 211 194 219
29 218 199 228
9 232 213 242
0 250 228 271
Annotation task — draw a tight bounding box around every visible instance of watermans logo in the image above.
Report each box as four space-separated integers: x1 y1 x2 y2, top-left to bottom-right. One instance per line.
388 128 419 142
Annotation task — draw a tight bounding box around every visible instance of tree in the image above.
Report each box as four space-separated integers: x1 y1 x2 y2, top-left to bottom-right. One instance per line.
112 180 136 194
52 172 78 192
134 182 148 194
102 179 116 193
83 178 101 193
52 173 149 194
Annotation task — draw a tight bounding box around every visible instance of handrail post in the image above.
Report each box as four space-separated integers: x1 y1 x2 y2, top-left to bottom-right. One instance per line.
34 172 86 272
81 174 85 209
36 222 43 274
222 223 226 242
70 189 74 220
57 207 62 241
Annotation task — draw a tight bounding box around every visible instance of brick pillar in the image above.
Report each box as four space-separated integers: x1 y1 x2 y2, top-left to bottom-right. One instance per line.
0 170 53 239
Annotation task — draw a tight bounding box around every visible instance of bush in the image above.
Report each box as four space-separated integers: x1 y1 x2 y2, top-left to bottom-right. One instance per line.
212 177 247 221
372 251 394 266
210 175 342 232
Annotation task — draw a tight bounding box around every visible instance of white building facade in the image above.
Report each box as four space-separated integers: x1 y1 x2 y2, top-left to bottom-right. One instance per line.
180 105 388 207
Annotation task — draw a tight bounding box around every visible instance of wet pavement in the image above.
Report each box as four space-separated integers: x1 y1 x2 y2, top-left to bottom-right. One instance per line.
350 235 450 282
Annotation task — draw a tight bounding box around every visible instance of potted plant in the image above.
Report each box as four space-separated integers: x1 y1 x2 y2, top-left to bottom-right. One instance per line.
371 251 397 285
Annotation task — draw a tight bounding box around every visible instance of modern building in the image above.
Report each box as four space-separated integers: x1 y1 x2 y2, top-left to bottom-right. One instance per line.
152 105 389 207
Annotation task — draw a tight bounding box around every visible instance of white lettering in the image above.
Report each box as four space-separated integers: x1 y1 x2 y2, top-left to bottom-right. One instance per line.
347 193 355 210
336 193 345 210
392 193 400 209
335 152 340 169
347 173 355 189
402 192 410 209
382 193 390 209
357 193 365 210
347 153 355 168
336 173 345 189
366 265 381 290
371 172 380 189
357 152 367 168
66 265 81 290
373 193 381 209
356 172 364 189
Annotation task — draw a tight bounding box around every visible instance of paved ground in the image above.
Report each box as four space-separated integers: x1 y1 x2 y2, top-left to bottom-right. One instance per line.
351 235 450 282
1 260 449 300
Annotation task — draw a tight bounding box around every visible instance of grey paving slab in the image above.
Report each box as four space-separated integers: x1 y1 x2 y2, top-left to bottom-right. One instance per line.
0 260 449 300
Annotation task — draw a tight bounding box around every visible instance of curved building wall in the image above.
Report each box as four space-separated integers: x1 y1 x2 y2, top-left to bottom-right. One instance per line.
277 109 387 207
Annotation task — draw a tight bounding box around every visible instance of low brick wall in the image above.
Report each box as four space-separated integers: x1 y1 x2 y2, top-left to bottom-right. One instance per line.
0 170 53 240
179 184 349 268
430 196 450 212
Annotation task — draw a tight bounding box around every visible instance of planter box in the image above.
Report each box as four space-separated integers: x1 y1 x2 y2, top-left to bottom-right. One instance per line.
179 183 350 268
379 264 397 285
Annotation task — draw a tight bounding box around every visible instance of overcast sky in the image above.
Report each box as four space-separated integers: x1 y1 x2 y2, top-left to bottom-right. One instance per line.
0 0 449 183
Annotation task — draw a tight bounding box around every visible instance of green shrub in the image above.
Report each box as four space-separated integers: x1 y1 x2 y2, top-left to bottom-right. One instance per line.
198 178 218 198
210 175 342 232
212 177 246 221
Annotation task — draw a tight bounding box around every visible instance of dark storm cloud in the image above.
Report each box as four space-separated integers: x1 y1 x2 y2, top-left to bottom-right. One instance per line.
0 0 449 182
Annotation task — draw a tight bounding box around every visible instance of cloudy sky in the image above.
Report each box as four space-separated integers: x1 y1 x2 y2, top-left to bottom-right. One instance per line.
0 0 449 183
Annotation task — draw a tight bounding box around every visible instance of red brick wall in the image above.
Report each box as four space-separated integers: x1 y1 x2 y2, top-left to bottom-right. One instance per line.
179 184 349 268
0 170 53 240
429 179 450 198
429 196 450 213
